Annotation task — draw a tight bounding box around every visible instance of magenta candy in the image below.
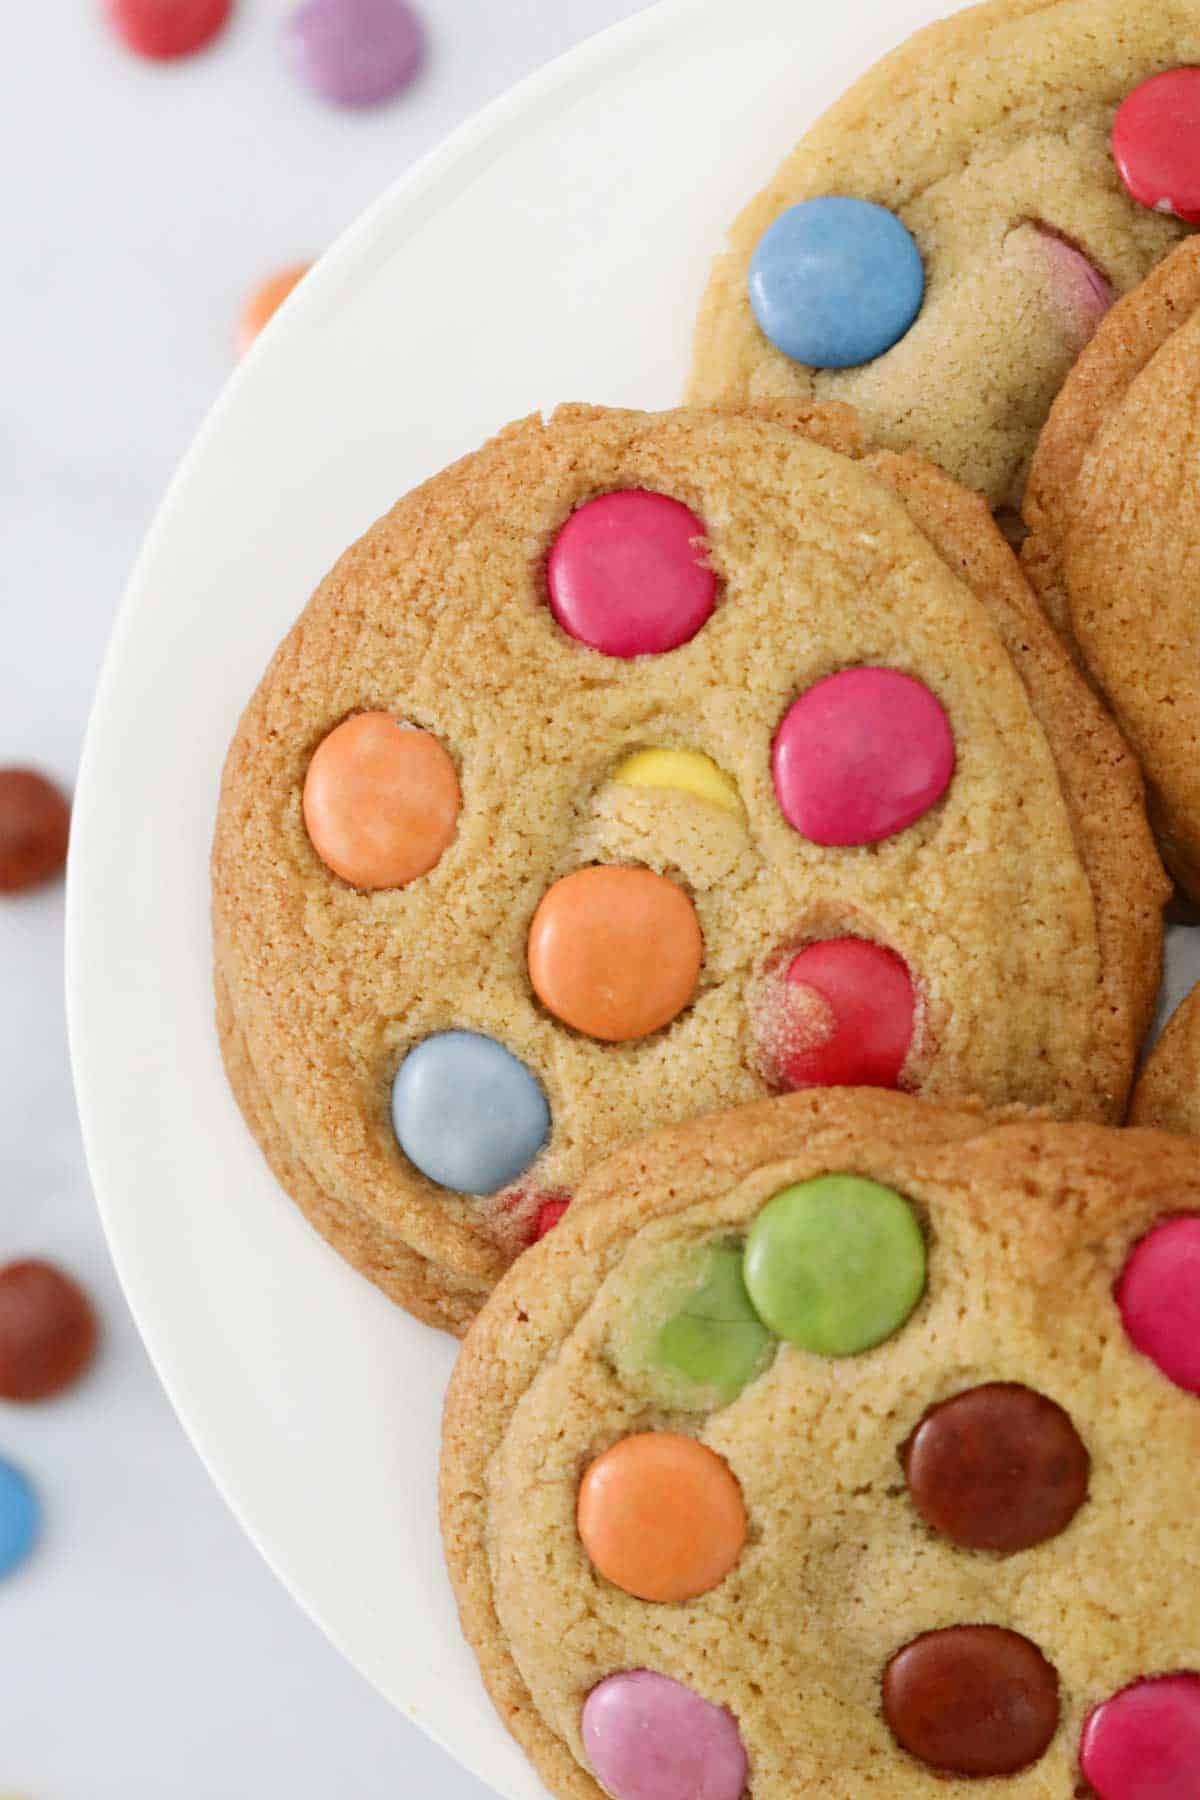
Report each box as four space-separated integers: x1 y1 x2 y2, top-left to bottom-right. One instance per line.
772 667 954 846
1113 68 1200 225
582 1670 748 1800
1081 1674 1200 1798
546 491 717 657
1116 1217 1200 1394
283 0 425 108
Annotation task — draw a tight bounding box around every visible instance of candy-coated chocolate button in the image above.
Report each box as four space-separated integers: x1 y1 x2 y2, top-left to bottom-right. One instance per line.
654 1243 774 1405
744 1175 925 1356
902 1382 1089 1553
528 866 702 1042
773 667 954 846
582 1670 748 1800
883 1626 1060 1776
0 1458 39 1579
303 713 459 890
1117 1217 1200 1394
0 770 70 894
1026 224 1113 339
749 197 925 369
0 1261 99 1403
391 1031 549 1194
104 0 233 58
236 263 312 357
283 0 426 108
613 748 743 817
755 938 915 1091
1081 1674 1200 1798
547 492 717 658
1113 70 1200 225
577 1434 746 1603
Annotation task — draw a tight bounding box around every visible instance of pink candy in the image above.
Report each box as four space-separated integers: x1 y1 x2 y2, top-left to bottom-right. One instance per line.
755 937 915 1091
1116 1216 1200 1395
582 1670 747 1800
547 492 717 657
772 667 954 846
1081 1674 1200 1798
1026 225 1113 347
1113 69 1200 226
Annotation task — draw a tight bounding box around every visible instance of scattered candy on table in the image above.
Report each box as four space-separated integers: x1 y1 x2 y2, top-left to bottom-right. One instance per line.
283 0 426 108
391 1030 549 1195
546 490 717 657
236 263 313 357
104 0 235 60
748 196 925 368
0 1260 99 1404
577 1432 746 1603
0 769 71 895
0 1457 40 1580
1113 67 1200 223
882 1625 1061 1776
303 713 460 890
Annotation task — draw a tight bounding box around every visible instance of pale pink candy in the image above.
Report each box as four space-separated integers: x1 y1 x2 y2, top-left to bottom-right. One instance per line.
582 1671 747 1800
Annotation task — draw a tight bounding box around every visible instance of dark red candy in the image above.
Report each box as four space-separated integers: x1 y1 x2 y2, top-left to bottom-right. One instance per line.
0 770 70 894
902 1382 1090 1552
533 1197 569 1239
0 1260 99 1402
883 1625 1060 1776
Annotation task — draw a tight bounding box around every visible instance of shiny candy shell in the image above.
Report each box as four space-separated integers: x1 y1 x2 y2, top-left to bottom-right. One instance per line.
756 937 915 1091
1113 69 1200 225
582 1670 748 1800
0 1458 39 1579
303 714 459 890
546 491 717 657
1116 1216 1200 1394
391 1031 549 1195
883 1626 1060 1776
577 1433 746 1603
282 0 426 108
748 196 925 369
1081 1674 1200 1798
0 1260 99 1403
773 666 954 846
744 1174 926 1356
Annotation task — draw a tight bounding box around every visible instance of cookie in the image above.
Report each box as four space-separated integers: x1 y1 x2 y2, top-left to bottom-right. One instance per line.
1130 981 1200 1136
688 0 1200 513
212 402 1164 1333
440 1088 1200 1800
1024 236 1200 896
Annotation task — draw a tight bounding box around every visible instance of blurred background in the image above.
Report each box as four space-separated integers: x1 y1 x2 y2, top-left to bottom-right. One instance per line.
1 4 646 1794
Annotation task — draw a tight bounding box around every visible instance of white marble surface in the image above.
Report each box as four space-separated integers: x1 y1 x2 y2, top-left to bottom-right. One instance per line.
0 4 646 1794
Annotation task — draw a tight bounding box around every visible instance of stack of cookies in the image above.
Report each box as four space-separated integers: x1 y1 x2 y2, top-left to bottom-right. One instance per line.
211 1 1200 1793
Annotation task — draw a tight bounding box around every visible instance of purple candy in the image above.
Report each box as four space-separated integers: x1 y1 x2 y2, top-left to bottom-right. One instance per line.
283 0 425 109
582 1670 748 1800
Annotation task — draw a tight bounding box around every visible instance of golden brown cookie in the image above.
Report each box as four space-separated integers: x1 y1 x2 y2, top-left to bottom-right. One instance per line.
440 1088 1200 1800
1130 980 1200 1134
213 402 1164 1333
1024 237 1200 895
689 0 1200 512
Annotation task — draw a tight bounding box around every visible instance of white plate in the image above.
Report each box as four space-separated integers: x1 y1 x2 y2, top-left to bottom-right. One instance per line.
67 1 1199 1795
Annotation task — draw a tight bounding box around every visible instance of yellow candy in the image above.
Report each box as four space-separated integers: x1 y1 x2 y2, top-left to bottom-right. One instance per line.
612 748 743 817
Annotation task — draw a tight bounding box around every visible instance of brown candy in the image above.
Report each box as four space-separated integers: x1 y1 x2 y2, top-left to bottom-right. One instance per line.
902 1381 1090 1552
0 1260 98 1402
883 1625 1060 1776
0 769 71 893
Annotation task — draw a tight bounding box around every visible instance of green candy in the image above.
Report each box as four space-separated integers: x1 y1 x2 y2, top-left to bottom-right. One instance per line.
652 1243 774 1404
744 1174 926 1356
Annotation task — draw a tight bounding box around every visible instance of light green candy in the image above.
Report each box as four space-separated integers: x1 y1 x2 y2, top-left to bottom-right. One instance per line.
744 1174 926 1356
652 1243 774 1404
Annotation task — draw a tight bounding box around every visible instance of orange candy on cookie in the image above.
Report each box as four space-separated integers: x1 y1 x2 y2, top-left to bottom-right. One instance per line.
577 1433 746 1603
303 713 459 890
527 866 702 1042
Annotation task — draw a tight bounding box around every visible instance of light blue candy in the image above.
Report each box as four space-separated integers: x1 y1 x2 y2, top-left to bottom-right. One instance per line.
748 196 925 370
0 1457 39 1578
391 1030 550 1195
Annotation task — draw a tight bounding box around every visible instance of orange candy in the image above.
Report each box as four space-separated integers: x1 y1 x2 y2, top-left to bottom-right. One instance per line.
236 263 312 357
527 866 702 1041
577 1432 747 1603
303 713 460 890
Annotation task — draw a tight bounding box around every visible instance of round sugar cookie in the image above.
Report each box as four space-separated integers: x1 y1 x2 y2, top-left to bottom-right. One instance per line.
212 402 1164 1333
689 0 1200 511
441 1089 1200 1799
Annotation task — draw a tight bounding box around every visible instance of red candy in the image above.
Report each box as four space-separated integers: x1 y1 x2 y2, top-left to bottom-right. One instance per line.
0 1261 98 1403
546 491 717 657
755 938 915 1091
104 0 233 57
1113 69 1200 225
0 769 71 894
1116 1216 1200 1393
1081 1674 1200 1798
772 667 954 845
533 1198 569 1239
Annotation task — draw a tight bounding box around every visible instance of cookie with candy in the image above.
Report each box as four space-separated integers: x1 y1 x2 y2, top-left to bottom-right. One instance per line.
440 1088 1200 1800
212 401 1163 1333
689 0 1200 512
